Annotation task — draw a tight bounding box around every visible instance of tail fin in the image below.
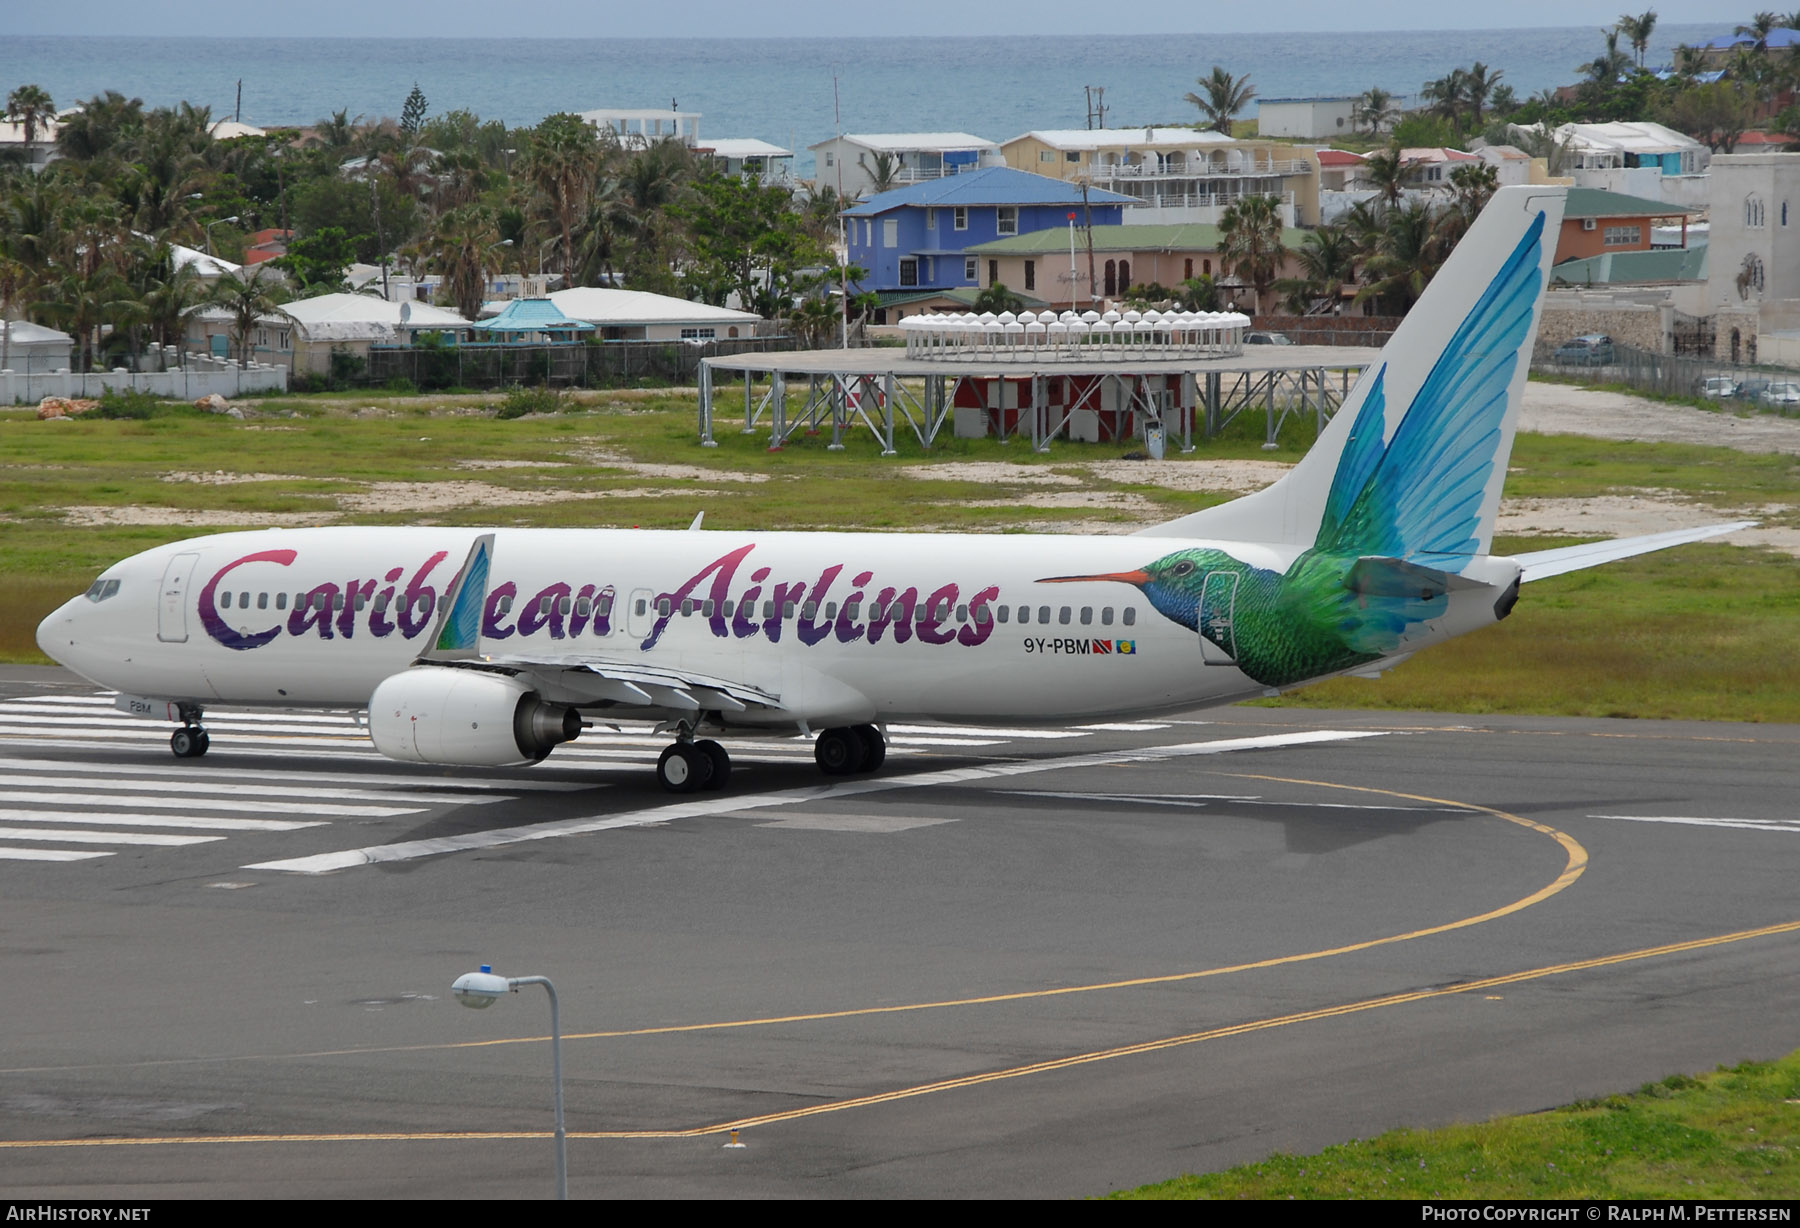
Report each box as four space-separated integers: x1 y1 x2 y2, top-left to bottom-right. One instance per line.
1138 185 1566 562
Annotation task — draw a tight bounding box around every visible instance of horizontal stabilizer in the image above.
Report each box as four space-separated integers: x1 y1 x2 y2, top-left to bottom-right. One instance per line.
1516 522 1757 583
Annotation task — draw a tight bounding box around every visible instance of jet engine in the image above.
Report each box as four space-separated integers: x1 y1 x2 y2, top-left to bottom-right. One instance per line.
369 667 581 767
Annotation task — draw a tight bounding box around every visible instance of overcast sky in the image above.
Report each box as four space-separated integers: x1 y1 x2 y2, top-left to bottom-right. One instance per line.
11 0 1733 38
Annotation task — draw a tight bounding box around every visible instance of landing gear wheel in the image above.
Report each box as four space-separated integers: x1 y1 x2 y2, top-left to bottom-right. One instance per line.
695 740 731 791
852 724 885 773
657 743 713 794
814 726 868 776
170 727 208 759
195 730 210 756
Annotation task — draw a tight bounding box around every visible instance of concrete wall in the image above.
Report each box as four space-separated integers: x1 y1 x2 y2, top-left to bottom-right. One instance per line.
1537 292 1669 355
2 353 287 404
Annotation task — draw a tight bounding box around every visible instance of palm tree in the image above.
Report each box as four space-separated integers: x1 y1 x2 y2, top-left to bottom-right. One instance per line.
1615 11 1658 68
1217 194 1286 315
206 269 288 368
1355 87 1399 136
132 244 208 364
868 151 901 194
1737 12 1781 53
1361 141 1409 209
1356 200 1448 314
522 112 600 278
5 85 55 146
1184 67 1256 137
1464 63 1504 127
1274 223 1356 314
428 206 501 322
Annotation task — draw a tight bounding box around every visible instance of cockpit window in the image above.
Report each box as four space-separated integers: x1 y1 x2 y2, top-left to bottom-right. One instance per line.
83 579 122 602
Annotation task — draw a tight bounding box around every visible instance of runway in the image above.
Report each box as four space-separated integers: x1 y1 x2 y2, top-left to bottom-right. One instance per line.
2 665 1797 1199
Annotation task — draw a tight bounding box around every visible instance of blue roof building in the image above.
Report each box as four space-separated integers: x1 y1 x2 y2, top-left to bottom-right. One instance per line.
469 297 596 344
843 167 1135 296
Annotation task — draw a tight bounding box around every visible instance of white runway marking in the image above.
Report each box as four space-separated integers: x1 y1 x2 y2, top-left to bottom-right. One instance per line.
0 826 221 847
1003 790 1468 813
0 847 112 862
0 809 325 833
1594 814 1800 834
246 730 1385 874
0 757 596 793
0 791 423 818
747 812 960 833
0 773 514 807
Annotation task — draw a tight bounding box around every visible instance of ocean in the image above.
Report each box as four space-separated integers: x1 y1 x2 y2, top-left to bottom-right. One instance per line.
3 25 1731 176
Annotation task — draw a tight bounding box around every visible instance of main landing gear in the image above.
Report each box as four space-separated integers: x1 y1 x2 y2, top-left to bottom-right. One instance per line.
170 704 210 759
653 724 888 793
656 738 731 794
814 724 886 777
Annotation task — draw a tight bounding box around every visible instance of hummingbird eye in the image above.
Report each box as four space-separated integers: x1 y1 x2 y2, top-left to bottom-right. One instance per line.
1171 560 1196 577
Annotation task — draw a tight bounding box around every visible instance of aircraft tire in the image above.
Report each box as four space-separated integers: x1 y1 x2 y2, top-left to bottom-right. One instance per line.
171 728 200 758
657 743 712 793
852 725 885 773
696 740 731 790
814 726 867 776
194 730 210 756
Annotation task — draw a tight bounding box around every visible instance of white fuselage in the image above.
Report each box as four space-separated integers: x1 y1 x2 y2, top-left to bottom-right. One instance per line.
36 526 1515 730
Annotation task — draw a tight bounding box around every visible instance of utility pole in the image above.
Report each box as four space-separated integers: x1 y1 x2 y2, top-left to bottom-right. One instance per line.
833 66 848 350
1084 86 1107 131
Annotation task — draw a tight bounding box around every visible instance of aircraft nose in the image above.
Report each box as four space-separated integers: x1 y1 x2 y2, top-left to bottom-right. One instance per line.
37 596 84 668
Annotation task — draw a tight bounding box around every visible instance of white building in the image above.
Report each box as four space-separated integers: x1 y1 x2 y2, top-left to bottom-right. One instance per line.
1546 121 1710 209
0 320 74 372
699 138 794 187
1257 97 1365 140
807 133 1001 198
1703 153 1800 365
188 292 474 374
542 287 762 342
578 108 701 149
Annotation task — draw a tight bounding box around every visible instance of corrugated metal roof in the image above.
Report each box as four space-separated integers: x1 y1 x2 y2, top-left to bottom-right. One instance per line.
844 166 1136 215
547 287 760 325
968 223 1224 255
1551 245 1708 285
810 132 999 153
470 297 594 333
1564 187 1699 218
1005 127 1239 151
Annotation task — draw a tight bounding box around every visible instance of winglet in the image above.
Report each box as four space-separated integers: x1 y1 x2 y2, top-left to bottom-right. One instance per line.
420 533 494 661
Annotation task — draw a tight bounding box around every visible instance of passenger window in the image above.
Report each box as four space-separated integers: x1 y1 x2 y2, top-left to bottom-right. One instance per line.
354 592 368 611
1059 607 1071 624
276 592 288 610
1080 607 1092 625
657 598 671 616
559 597 572 615
871 603 886 620
722 600 734 617
975 606 990 625
801 601 817 620
783 601 796 619
1123 608 1136 626
258 592 268 610
598 594 613 616
997 606 1009 624
333 593 346 611
1101 607 1113 626
702 599 715 618
956 604 967 623
576 597 591 617
763 600 775 619
221 591 233 609
374 593 389 612
826 602 837 619
680 599 694 616
634 598 646 616
1038 606 1051 623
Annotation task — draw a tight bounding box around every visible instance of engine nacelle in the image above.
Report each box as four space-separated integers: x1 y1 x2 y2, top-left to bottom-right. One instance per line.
368 667 581 767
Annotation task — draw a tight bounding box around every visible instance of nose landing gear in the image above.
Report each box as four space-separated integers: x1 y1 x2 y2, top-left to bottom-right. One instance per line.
170 705 209 759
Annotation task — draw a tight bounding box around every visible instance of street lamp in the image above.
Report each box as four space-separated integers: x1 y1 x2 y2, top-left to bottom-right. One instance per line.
452 965 567 1200
204 215 240 258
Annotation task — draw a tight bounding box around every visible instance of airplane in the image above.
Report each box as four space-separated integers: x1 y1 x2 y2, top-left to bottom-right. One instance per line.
35 186 1750 793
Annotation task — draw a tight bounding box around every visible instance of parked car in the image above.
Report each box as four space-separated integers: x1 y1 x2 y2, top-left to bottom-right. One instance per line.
1245 331 1292 345
1694 376 1739 400
1758 381 1800 410
1553 334 1616 366
1737 379 1772 404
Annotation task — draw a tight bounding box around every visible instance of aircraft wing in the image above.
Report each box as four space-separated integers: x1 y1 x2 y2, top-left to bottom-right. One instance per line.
1514 522 1757 583
467 651 784 715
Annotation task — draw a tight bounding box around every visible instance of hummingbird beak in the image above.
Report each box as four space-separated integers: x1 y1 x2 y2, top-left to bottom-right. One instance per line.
1040 570 1151 586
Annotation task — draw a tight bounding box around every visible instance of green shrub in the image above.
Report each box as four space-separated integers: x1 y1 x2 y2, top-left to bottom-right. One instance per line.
495 383 563 419
91 389 164 419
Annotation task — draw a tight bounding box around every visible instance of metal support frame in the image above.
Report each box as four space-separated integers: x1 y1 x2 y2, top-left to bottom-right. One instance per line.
700 355 1368 456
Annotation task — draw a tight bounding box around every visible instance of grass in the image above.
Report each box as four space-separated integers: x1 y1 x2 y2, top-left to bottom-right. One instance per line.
4 388 1796 724
1114 1052 1800 1199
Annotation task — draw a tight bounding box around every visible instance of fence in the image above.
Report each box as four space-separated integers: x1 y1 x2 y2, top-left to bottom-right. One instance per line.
1531 340 1779 407
2 353 287 405
359 336 798 391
